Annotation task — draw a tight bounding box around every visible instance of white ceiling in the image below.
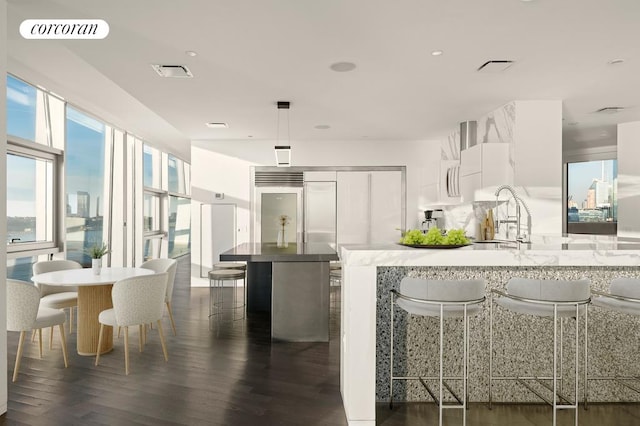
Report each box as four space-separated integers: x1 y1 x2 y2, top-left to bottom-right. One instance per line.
7 0 640 161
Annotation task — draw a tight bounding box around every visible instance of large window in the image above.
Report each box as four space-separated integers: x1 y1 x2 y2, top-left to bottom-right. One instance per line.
7 75 37 141
567 159 617 234
143 145 191 260
7 145 58 253
144 193 161 233
169 196 191 258
65 106 107 266
7 74 191 274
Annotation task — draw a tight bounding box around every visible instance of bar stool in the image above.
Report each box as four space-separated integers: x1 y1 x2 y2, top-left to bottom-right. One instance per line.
489 278 590 426
208 269 246 320
212 262 246 271
389 277 485 426
588 278 640 404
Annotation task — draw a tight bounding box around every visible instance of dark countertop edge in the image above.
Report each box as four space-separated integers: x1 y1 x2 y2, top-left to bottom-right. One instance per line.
220 254 339 262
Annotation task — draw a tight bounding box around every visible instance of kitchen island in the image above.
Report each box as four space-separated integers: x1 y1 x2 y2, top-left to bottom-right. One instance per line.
220 242 338 342
340 235 640 426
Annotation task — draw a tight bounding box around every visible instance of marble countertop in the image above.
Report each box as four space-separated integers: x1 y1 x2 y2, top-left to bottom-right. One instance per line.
341 235 640 267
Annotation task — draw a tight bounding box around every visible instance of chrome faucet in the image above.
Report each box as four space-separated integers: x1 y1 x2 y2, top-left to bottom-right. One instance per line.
494 185 532 243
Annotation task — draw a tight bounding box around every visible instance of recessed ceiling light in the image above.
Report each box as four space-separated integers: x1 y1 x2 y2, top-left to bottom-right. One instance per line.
314 125 331 130
330 62 357 72
205 122 228 128
431 50 443 56
608 59 624 65
185 50 197 57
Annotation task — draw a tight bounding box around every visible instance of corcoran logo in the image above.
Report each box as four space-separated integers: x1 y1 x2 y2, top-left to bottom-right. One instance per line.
20 19 109 39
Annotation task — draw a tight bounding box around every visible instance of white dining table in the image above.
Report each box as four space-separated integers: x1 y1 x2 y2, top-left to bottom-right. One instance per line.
32 267 154 356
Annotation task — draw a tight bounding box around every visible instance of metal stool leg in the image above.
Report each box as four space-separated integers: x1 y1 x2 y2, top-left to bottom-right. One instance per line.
389 291 394 410
489 291 494 410
584 306 589 410
439 304 444 426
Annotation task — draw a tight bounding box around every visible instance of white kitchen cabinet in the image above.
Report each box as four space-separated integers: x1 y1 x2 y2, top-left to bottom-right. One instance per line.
337 172 370 245
460 172 482 202
370 171 402 243
459 143 510 201
337 170 403 245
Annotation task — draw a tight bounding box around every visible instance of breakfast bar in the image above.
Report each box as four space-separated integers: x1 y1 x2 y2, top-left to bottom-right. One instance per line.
220 242 338 342
340 236 640 426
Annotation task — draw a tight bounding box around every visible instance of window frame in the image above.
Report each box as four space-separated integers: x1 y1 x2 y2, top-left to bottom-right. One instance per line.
564 157 618 235
7 137 62 255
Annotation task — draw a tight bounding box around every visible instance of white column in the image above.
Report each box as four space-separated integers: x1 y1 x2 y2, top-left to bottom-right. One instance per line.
617 121 640 237
341 260 377 426
1 0 9 414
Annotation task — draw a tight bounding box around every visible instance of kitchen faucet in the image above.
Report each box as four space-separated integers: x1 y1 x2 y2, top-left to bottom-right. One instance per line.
494 185 532 243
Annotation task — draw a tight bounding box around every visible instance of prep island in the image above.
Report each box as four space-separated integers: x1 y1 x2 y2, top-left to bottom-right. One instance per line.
220 242 338 342
339 235 640 426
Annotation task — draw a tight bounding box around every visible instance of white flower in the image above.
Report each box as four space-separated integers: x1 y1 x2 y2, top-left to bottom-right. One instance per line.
278 214 291 226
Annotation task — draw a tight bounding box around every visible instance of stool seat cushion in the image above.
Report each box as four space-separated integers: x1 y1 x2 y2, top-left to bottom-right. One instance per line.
212 262 246 271
496 278 590 318
592 297 640 316
592 278 640 316
209 269 246 280
397 299 483 318
496 298 586 317
395 278 485 318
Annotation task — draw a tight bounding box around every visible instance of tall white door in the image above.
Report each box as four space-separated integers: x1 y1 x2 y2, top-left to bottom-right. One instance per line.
304 181 337 247
199 203 236 277
370 171 402 243
337 172 370 246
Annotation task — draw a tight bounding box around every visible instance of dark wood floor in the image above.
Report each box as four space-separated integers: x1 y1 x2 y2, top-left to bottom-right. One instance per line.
2 255 640 425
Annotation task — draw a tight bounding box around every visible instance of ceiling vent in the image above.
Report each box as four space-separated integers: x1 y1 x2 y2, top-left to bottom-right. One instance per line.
594 106 625 114
151 64 193 78
477 60 514 72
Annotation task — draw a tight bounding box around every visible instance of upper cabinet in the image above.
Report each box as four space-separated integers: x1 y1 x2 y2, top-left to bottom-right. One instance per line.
459 143 511 201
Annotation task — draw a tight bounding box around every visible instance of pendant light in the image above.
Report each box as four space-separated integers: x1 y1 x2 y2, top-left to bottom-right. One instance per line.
274 101 291 167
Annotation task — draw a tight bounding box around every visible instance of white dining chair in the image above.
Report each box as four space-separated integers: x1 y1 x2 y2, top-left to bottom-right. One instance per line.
95 272 169 375
140 258 178 335
32 260 81 351
7 279 69 382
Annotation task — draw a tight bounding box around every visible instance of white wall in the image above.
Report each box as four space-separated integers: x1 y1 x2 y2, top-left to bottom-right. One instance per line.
1 0 9 413
190 138 436 286
425 100 563 237
512 100 563 235
617 121 640 238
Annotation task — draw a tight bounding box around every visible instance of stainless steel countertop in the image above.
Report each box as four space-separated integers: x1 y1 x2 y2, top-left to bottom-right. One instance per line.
220 242 339 262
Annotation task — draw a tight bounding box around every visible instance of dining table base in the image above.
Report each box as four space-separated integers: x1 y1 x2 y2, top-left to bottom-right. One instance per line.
77 285 114 356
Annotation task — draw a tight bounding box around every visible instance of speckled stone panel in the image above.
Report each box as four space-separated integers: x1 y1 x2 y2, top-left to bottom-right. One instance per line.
376 266 640 403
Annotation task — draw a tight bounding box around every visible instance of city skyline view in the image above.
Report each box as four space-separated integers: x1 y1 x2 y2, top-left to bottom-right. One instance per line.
567 160 616 207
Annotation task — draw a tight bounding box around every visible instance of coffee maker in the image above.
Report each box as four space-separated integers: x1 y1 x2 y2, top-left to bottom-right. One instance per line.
421 209 444 233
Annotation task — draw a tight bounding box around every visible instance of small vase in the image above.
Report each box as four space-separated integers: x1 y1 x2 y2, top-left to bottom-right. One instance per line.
92 258 102 275
276 228 288 248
